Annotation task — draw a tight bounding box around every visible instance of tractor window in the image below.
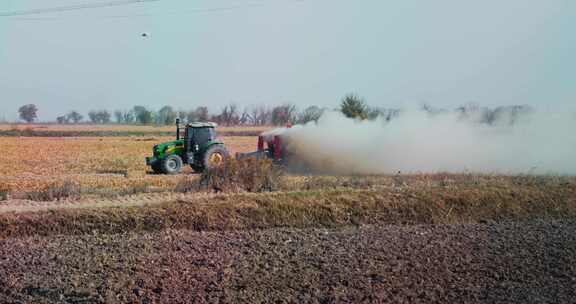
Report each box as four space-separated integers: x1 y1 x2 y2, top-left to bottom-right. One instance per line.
192 128 215 146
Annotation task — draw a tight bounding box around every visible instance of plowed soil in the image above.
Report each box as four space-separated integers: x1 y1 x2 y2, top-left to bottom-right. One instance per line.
1 219 575 303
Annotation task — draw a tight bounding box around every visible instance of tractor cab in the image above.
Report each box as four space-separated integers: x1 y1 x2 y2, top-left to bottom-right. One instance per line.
182 122 217 152
146 119 229 174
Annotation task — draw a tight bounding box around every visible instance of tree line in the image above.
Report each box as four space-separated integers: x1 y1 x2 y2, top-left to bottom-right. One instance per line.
17 103 326 126
14 94 535 127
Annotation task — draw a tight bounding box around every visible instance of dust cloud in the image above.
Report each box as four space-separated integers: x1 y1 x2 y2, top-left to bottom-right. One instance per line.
271 109 576 175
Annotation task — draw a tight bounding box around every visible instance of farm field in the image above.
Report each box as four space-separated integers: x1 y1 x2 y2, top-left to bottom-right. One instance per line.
2 0 572 301
0 127 575 303
2 220 575 303
0 136 256 194
1 182 575 303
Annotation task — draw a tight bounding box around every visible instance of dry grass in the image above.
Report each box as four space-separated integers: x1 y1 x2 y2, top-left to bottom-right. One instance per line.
198 158 284 193
0 183 10 201
1 157 574 237
175 158 284 193
26 181 81 202
1 178 575 238
1 128 575 237
0 136 256 193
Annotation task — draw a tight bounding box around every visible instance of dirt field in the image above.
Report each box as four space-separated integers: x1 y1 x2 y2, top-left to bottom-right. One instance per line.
1 220 575 303
0 174 575 302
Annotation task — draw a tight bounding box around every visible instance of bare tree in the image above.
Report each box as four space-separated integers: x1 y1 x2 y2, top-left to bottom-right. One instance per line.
177 110 187 122
250 105 272 126
298 106 324 124
249 107 261 125
239 107 252 125
114 110 124 123
56 116 68 124
114 110 135 124
157 106 177 125
133 106 154 124
486 105 533 126
215 104 239 126
67 111 83 123
271 104 297 126
88 110 111 124
123 110 135 124
195 106 209 122
18 104 38 123
186 110 197 123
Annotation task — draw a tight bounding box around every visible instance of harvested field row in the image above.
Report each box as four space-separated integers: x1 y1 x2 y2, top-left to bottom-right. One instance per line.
0 192 197 214
1 183 575 239
0 136 256 192
1 220 575 303
2 172 573 207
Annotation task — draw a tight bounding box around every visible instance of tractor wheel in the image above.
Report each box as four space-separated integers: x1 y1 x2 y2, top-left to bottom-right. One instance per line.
203 145 229 170
161 155 183 175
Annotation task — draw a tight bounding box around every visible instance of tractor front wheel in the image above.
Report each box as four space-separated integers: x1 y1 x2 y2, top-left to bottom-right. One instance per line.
203 145 229 170
161 155 183 175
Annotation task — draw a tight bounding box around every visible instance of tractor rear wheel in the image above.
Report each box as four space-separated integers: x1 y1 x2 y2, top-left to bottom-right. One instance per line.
161 154 183 175
202 145 229 170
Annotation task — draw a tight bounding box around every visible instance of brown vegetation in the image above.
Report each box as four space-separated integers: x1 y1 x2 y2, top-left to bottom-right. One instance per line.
1 175 574 239
0 136 256 193
25 181 81 202
0 183 10 201
197 158 283 193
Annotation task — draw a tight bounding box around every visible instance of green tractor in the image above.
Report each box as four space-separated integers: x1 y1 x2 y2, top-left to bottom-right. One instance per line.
146 119 229 174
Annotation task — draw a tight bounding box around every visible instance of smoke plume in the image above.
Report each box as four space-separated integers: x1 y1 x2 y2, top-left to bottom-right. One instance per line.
269 108 576 175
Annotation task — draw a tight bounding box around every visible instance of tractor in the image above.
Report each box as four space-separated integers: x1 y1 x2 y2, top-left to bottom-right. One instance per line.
146 119 230 174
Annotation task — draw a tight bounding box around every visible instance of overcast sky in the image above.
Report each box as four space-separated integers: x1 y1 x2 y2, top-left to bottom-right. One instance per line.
0 0 574 121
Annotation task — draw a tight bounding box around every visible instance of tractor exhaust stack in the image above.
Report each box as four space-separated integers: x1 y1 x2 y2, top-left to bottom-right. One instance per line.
175 118 181 140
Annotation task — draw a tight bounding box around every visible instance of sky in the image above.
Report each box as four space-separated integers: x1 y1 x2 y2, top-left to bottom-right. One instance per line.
0 0 574 121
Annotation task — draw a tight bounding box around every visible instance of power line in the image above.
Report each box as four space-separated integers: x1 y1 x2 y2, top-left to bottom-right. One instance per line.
0 0 160 17
7 3 266 21
1 0 306 22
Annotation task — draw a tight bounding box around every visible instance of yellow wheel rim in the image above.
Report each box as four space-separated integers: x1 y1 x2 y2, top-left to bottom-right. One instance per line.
208 152 224 166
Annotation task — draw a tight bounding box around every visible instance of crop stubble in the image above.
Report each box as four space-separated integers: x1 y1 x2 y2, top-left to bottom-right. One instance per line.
0 136 256 193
